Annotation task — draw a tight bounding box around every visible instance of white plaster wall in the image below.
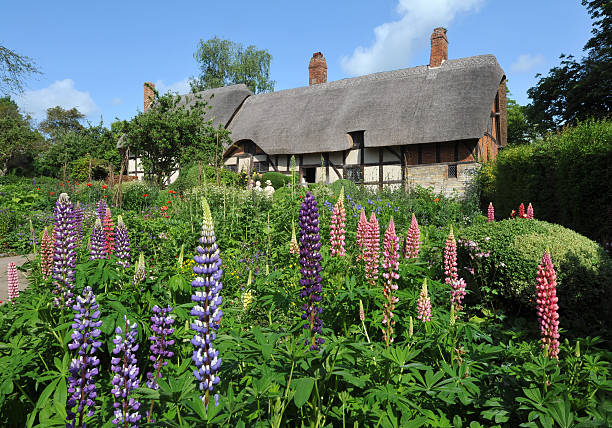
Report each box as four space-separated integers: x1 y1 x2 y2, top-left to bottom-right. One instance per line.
277 155 288 171
364 165 379 182
345 149 359 164
383 165 402 181
224 157 238 166
238 158 251 172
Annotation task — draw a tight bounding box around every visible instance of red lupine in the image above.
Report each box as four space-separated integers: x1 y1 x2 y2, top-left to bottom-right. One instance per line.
527 203 534 219
488 202 494 222
381 217 400 346
444 226 458 286
404 213 420 259
356 208 368 261
536 250 560 359
41 227 54 280
329 187 346 257
518 203 526 219
103 208 115 257
364 212 380 285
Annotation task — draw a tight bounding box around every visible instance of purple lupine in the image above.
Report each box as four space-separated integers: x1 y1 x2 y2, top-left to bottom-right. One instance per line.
66 286 102 427
115 216 131 268
191 198 222 408
74 201 84 241
7 262 19 303
90 218 107 260
299 191 324 350
111 316 141 426
97 199 107 221
52 193 77 308
146 306 175 423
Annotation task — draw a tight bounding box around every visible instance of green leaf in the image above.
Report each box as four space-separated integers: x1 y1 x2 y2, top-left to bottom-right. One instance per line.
292 377 315 408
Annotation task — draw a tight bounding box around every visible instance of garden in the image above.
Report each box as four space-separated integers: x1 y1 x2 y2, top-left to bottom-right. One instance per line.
0 174 611 427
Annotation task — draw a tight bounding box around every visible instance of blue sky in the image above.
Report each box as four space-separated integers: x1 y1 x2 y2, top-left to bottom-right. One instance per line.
4 0 593 126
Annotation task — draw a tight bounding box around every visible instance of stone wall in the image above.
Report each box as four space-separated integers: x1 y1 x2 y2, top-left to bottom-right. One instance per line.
404 162 479 198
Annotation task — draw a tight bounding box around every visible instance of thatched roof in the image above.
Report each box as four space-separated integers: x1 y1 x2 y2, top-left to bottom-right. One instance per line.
227 55 504 155
177 84 252 128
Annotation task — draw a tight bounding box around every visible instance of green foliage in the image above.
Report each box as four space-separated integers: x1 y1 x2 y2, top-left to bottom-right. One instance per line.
507 97 537 145
458 219 612 335
190 36 275 94
38 106 85 137
0 97 44 174
526 0 612 132
0 45 40 95
261 171 289 189
170 164 244 193
485 119 612 245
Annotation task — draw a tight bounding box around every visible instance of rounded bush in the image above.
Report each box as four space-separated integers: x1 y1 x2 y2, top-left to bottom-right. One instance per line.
458 219 612 334
261 172 290 189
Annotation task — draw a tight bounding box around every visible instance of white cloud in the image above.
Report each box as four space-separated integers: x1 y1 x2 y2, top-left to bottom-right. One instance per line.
510 54 546 73
17 79 99 120
154 78 190 95
341 0 485 76
112 97 123 105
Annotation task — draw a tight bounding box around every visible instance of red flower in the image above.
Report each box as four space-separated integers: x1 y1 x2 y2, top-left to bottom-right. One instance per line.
87 183 92 187
50 191 53 196
167 200 171 204
60 182 64 186
104 195 108 198
161 206 168 211
143 194 148 198
36 187 40 191
102 185 108 190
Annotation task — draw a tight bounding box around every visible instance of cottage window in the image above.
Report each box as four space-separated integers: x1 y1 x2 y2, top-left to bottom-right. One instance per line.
348 131 365 149
225 165 237 173
448 164 458 178
344 165 363 183
302 167 316 183
254 161 268 173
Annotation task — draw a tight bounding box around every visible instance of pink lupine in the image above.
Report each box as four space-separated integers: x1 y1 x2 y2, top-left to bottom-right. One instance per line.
8 262 19 303
41 227 54 280
536 251 560 359
364 212 380 285
103 208 115 257
518 203 526 219
527 203 534 219
329 187 346 257
444 226 458 286
381 217 400 346
356 208 368 261
404 214 420 259
416 279 432 322
450 278 467 312
488 202 494 222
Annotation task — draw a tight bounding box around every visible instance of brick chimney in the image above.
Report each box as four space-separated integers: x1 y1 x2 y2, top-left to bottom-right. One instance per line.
429 27 448 68
309 52 327 85
144 82 155 111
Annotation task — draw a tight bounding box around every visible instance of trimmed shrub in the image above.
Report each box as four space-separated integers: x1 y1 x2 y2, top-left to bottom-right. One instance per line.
170 164 243 192
458 219 612 335
261 171 290 189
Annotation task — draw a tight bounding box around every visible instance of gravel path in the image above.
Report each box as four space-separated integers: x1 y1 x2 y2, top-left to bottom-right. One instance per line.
0 254 31 303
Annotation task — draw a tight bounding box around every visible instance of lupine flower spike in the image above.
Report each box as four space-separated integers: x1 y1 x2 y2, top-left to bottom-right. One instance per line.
104 208 115 257
404 213 420 259
289 220 299 255
450 278 467 312
41 227 54 280
444 226 458 286
536 250 560 359
7 262 19 303
416 279 432 322
66 286 102 427
74 201 84 242
488 202 494 223
115 216 131 268
146 306 175 422
356 208 368 261
132 254 146 287
330 187 346 257
191 198 223 408
111 316 141 426
97 199 107 221
90 218 106 260
381 217 400 346
518 203 526 219
52 193 77 308
364 212 380 285
299 192 325 350
527 203 534 219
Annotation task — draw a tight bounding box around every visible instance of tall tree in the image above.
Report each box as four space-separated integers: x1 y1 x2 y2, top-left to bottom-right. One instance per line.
39 106 85 137
526 0 612 132
0 97 43 174
190 37 275 94
0 45 41 95
507 97 537 145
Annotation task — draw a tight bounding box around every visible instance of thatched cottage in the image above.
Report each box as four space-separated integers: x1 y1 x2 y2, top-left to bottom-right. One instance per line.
135 28 506 195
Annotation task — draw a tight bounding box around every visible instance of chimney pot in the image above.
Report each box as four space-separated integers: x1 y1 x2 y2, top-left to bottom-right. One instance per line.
429 27 448 68
144 82 155 111
308 52 327 85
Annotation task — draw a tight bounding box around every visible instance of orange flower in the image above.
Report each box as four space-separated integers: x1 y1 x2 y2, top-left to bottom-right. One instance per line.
104 195 108 198
161 206 168 211
434 198 439 203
